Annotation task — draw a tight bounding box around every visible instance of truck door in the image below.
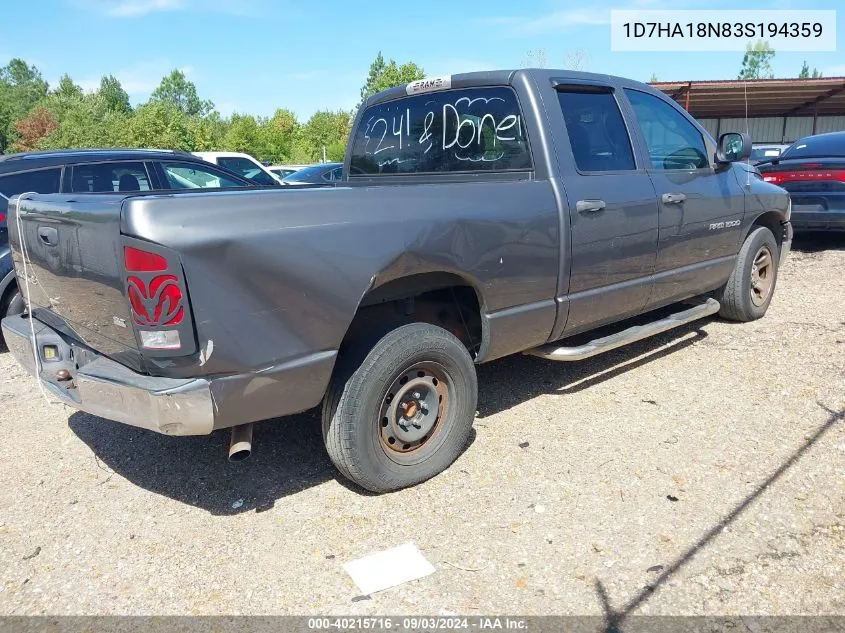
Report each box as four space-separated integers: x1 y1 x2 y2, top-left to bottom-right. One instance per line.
622 88 745 307
551 84 659 337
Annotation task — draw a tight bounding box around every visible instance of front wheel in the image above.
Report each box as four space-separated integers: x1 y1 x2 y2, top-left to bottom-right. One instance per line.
322 323 477 493
716 226 779 322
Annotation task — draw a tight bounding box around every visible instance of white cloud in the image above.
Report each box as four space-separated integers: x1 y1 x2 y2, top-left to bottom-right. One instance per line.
80 0 184 18
481 0 703 36
76 0 264 18
110 0 183 17
481 8 610 35
424 58 497 76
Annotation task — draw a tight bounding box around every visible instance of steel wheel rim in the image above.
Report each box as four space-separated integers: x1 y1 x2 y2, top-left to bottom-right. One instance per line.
750 245 774 307
378 361 451 460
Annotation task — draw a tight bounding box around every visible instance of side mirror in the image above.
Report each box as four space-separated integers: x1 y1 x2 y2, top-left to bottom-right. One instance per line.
716 132 752 163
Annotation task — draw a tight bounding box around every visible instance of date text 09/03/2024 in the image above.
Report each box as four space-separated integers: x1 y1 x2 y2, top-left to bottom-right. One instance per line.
307 617 527 630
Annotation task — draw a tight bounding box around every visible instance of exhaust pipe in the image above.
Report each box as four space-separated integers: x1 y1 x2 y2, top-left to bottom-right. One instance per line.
228 423 253 462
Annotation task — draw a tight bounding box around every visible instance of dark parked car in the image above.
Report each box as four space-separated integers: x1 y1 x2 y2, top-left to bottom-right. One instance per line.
749 144 789 165
281 162 343 185
757 131 845 231
3 70 790 492
0 149 252 328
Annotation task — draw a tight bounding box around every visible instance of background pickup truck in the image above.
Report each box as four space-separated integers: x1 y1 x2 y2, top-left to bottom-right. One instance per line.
2 69 791 493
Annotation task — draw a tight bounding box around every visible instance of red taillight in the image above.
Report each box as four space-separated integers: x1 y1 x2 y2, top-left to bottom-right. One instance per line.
763 169 845 185
127 275 184 326
0 213 6 223
122 244 187 350
124 246 167 272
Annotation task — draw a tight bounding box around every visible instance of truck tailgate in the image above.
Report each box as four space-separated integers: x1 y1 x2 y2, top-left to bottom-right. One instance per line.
8 194 144 370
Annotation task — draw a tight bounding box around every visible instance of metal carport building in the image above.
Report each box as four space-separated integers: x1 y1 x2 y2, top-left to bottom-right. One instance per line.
651 77 845 144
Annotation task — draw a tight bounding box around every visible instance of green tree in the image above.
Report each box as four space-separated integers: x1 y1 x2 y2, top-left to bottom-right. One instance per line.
302 110 352 162
41 93 132 149
0 58 50 152
263 108 299 161
359 52 424 104
54 74 83 100
798 61 822 79
40 75 85 124
126 101 192 150
738 40 775 80
149 70 213 116
9 107 58 152
98 75 131 114
649 73 659 83
188 111 228 151
222 113 265 157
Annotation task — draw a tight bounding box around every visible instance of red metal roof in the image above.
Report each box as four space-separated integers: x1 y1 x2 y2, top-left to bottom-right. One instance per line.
650 77 845 118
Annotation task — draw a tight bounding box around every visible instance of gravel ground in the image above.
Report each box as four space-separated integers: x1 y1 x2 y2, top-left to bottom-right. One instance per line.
0 234 842 617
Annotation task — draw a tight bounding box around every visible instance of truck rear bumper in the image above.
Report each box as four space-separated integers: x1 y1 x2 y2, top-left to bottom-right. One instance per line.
2 313 215 436
2 313 338 436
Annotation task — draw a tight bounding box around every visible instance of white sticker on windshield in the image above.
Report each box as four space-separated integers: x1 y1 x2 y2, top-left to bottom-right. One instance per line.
406 76 452 96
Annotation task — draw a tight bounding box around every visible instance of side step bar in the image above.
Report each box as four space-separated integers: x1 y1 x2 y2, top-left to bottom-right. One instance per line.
525 298 720 362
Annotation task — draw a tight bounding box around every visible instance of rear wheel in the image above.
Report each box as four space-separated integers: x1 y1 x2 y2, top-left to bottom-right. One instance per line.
0 286 23 345
1 286 24 319
717 226 779 322
322 323 477 493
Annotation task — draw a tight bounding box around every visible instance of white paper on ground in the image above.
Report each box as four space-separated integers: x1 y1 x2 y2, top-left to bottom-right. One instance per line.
343 542 435 595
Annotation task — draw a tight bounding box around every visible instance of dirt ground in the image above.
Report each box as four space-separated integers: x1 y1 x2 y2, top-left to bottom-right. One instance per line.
0 234 842 617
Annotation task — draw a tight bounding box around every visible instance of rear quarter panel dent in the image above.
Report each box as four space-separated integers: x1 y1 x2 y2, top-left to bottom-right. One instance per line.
122 182 559 378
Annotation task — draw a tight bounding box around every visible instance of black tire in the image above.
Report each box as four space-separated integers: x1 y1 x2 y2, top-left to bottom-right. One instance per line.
322 323 477 493
0 287 23 346
717 226 779 322
1 287 24 319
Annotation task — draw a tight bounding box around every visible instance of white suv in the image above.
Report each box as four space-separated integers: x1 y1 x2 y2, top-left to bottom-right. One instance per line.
193 152 283 185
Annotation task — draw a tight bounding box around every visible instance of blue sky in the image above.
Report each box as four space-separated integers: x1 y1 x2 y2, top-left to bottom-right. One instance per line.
2 0 843 122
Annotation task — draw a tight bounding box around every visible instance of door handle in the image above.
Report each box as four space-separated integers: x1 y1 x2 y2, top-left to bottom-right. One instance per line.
38 226 58 246
662 192 687 205
576 199 606 214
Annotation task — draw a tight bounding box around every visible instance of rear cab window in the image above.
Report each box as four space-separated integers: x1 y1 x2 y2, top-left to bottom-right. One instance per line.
557 88 636 172
349 87 532 176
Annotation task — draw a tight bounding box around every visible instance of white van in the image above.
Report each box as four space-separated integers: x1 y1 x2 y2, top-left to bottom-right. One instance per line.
193 152 283 185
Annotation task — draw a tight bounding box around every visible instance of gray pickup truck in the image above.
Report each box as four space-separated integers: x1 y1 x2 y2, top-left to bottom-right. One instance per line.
2 70 791 492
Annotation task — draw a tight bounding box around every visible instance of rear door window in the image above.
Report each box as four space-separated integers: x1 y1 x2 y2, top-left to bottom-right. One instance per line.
557 89 636 172
159 161 246 189
350 87 532 175
217 157 278 185
0 168 62 198
70 162 151 192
